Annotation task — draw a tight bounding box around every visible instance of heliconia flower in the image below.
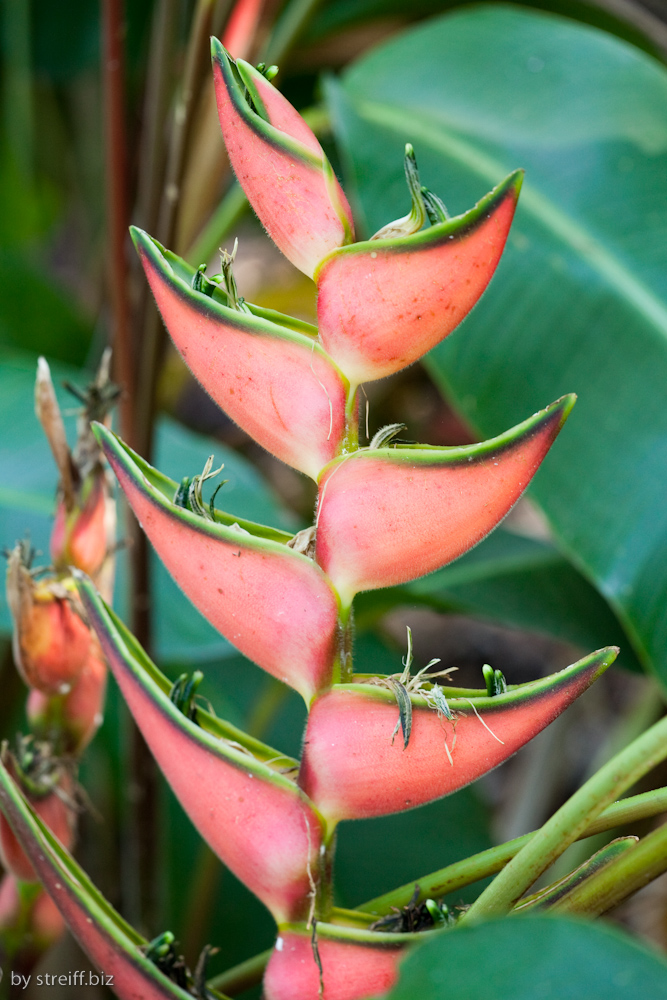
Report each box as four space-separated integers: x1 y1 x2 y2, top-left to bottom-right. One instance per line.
0 759 75 883
211 39 354 277
27 638 107 755
132 228 354 479
93 423 341 700
315 397 574 607
264 923 413 1000
315 170 523 385
299 648 617 823
79 576 327 923
51 472 109 579
0 760 231 1000
6 545 91 694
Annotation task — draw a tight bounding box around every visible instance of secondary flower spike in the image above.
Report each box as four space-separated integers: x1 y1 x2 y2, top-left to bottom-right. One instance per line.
0 750 75 883
6 544 91 694
315 170 523 385
315 397 574 606
211 39 354 276
0 759 228 1000
132 228 353 479
79 578 326 924
299 648 617 823
94 424 340 700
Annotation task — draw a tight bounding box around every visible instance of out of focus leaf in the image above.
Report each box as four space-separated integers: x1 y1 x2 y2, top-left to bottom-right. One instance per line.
384 915 667 999
309 0 665 60
335 787 491 910
0 249 92 363
329 6 667 687
355 530 641 672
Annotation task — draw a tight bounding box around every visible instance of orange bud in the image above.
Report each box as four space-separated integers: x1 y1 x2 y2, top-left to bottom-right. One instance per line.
0 873 20 928
7 547 91 694
27 640 107 755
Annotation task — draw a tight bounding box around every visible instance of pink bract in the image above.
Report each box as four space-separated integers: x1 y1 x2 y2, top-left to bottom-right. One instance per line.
315 396 574 605
299 648 616 822
212 39 354 277
315 171 522 384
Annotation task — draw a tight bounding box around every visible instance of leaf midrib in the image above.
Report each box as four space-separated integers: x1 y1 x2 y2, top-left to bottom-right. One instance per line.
351 97 667 341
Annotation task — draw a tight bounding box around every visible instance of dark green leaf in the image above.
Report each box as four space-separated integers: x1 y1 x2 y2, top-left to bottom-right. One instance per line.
356 530 641 672
330 6 667 685
383 915 667 999
335 787 491 909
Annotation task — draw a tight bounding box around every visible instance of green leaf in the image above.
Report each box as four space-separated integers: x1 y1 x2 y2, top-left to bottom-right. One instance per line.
335 787 491 910
356 530 642 673
329 6 667 685
383 915 667 999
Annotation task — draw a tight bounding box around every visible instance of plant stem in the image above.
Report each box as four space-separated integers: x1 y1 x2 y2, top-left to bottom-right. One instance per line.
134 0 179 237
2 0 33 180
136 0 217 461
205 787 667 995
552 819 667 916
355 786 667 916
207 948 273 995
102 0 134 445
260 0 324 65
185 183 248 266
461 715 667 922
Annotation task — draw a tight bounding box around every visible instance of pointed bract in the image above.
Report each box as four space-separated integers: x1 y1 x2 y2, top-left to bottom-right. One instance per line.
0 759 230 1000
299 649 617 822
264 924 409 1000
211 40 354 276
315 397 574 606
79 578 326 922
94 424 340 700
315 171 522 384
132 229 352 479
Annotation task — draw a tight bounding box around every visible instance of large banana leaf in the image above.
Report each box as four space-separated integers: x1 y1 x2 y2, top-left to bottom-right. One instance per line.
328 5 667 686
385 915 667 999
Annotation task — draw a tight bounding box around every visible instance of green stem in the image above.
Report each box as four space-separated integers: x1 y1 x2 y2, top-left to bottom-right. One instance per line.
205 787 667 996
461 715 667 923
207 948 273 995
552 819 667 917
260 0 324 66
2 0 33 180
356 786 667 916
185 183 248 266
